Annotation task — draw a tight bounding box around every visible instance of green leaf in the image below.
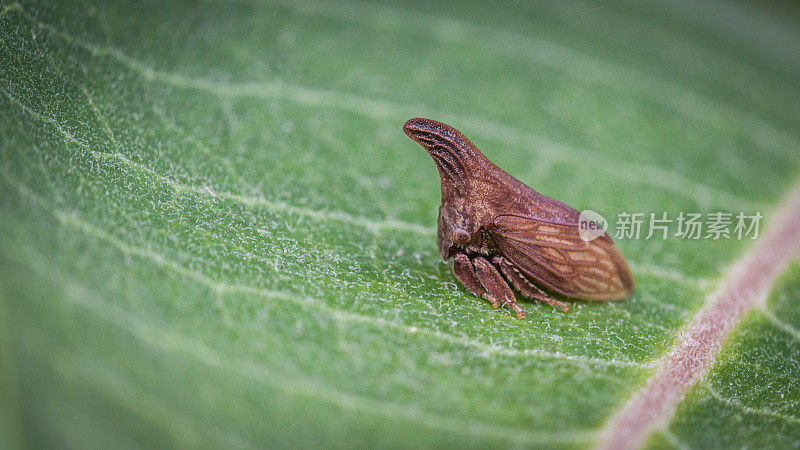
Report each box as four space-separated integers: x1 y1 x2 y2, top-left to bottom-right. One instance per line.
647 263 800 449
1 0 798 448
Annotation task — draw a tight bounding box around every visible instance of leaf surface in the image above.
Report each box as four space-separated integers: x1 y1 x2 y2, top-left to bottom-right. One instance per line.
648 264 800 449
1 0 799 447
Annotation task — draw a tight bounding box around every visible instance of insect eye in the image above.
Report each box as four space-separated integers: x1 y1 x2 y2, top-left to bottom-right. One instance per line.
453 228 470 245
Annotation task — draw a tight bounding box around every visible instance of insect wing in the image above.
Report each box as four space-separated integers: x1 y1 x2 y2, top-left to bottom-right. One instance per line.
490 214 634 300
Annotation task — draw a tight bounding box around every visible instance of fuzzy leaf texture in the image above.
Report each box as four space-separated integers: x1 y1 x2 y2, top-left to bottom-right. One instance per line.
1 0 799 448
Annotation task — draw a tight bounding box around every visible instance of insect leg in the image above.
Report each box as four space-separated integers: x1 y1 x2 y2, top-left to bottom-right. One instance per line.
453 253 496 306
492 256 570 312
472 256 526 318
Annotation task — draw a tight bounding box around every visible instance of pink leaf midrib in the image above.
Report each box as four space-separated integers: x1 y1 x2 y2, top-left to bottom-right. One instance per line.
598 184 800 450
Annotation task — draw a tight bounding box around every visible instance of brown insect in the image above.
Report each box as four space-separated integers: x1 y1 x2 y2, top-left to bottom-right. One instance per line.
403 118 634 318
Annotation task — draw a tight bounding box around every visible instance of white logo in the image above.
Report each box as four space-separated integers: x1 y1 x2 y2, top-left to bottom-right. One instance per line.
578 210 608 242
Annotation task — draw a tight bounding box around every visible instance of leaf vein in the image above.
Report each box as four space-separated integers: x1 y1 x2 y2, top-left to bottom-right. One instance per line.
11 3 761 212
705 383 800 424
0 84 708 287
5 249 598 445
263 0 800 160
761 309 800 341
0 165 652 369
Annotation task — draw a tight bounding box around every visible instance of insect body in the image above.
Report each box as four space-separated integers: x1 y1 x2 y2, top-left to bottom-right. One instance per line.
403 118 634 318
